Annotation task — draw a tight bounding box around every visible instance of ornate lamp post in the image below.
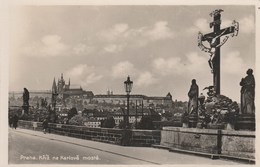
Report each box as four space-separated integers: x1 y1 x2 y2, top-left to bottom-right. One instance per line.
124 76 133 129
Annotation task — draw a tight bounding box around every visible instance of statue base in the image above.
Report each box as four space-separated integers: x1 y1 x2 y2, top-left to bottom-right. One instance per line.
235 114 255 131
22 105 29 114
207 123 225 129
188 113 198 128
196 122 207 129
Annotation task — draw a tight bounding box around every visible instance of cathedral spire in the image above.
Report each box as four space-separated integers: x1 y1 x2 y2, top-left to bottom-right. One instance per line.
52 78 57 93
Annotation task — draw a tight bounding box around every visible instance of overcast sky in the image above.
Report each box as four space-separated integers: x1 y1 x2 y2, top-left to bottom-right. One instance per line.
9 5 255 101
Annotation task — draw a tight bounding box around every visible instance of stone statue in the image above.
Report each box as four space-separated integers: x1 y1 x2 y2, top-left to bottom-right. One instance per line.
23 88 30 107
188 79 199 115
240 69 255 114
22 88 30 114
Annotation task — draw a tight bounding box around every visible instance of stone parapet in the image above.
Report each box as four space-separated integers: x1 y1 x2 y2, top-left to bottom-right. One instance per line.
160 126 255 160
221 130 255 159
161 127 220 154
17 120 161 147
130 129 161 146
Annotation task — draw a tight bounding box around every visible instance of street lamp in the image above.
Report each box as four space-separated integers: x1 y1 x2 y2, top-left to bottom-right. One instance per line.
124 76 133 129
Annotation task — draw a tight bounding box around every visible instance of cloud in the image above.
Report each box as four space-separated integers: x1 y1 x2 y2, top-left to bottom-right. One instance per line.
222 15 254 34
66 64 92 77
152 52 208 76
152 57 183 76
185 52 208 73
99 21 175 50
222 51 246 75
22 35 68 57
73 43 95 55
103 44 124 53
192 15 255 35
221 19 233 28
239 15 254 34
65 64 103 86
84 73 103 85
143 21 174 41
136 72 158 87
187 18 209 34
99 23 129 41
112 61 135 78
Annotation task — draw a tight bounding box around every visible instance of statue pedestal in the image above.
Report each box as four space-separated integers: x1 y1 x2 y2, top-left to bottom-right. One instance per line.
235 114 255 131
188 114 198 128
207 123 225 129
22 105 29 114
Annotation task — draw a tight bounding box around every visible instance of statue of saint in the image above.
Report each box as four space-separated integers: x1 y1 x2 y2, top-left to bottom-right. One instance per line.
23 88 30 106
188 79 199 115
240 69 255 114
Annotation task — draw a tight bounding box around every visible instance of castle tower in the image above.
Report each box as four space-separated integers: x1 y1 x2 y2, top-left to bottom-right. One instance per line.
60 73 65 87
166 92 172 100
52 78 58 108
52 78 57 94
57 73 66 93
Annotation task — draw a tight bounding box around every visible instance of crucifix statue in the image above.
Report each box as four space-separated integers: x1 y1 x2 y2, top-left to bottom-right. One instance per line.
198 9 239 95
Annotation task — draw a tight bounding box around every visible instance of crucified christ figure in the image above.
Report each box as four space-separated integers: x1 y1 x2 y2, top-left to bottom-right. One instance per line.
205 29 229 73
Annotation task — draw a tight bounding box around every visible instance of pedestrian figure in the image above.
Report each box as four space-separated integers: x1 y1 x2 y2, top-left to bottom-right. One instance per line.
9 115 13 128
42 118 49 134
12 114 19 130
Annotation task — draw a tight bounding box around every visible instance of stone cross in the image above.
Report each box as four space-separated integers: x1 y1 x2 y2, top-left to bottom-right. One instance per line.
198 9 239 95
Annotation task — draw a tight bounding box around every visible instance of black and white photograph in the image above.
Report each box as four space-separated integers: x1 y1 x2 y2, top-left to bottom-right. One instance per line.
1 1 259 166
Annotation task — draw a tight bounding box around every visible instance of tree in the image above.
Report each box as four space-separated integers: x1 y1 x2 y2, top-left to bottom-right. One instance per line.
68 107 78 120
102 117 115 128
150 109 161 122
48 110 57 123
161 111 173 121
69 115 85 126
118 120 127 129
137 116 155 130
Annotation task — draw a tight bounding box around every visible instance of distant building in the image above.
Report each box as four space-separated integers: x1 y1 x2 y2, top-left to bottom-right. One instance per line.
112 108 150 126
92 92 173 108
84 118 101 128
52 73 94 101
9 90 52 99
9 74 173 111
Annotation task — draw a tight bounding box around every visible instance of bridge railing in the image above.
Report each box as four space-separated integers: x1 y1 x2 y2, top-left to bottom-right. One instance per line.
17 120 161 147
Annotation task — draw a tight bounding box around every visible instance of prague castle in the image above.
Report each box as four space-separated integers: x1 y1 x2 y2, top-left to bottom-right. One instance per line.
52 73 94 100
9 73 173 109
